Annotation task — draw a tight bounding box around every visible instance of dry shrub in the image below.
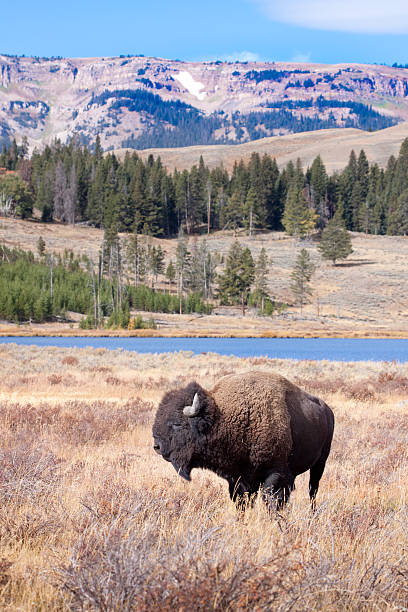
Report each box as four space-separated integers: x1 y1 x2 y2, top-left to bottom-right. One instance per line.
346 381 376 401
0 443 64 547
0 443 62 504
0 559 13 587
89 366 112 374
0 402 60 433
377 372 408 393
54 500 297 612
3 375 38 389
0 398 154 445
283 548 408 612
248 357 271 366
48 374 63 385
52 491 408 612
56 399 154 444
61 356 79 366
105 375 123 386
297 376 404 401
0 507 61 546
136 375 171 390
48 373 78 386
77 475 152 525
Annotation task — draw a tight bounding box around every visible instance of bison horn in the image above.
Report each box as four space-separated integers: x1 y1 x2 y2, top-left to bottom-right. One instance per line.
183 392 200 417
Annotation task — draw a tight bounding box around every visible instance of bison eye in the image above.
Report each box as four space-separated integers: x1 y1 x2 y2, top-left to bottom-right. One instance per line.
171 423 183 431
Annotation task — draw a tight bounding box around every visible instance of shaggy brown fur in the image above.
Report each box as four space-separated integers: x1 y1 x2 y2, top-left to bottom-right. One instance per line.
210 372 293 468
153 371 334 509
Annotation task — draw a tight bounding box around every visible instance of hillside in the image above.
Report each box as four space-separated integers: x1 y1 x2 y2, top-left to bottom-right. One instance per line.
1 217 408 338
116 122 408 172
1 55 408 151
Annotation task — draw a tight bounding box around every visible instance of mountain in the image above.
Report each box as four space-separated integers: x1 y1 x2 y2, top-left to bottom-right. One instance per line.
1 54 408 151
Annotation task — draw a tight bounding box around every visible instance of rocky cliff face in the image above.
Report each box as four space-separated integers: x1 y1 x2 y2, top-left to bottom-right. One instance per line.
1 54 408 151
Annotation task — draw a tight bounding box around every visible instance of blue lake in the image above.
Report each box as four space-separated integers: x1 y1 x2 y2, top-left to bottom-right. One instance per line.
0 336 407 362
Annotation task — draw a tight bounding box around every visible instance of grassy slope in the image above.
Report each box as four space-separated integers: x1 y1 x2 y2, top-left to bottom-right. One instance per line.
115 122 408 172
1 217 408 337
0 344 407 610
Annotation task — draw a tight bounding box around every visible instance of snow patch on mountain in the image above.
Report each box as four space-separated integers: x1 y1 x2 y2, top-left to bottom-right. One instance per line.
174 71 207 100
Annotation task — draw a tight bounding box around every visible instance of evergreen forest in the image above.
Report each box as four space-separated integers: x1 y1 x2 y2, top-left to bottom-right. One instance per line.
2 136 408 238
0 244 212 325
88 89 395 150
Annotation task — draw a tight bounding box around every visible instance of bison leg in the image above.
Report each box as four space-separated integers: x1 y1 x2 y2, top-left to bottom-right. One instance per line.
228 478 254 511
309 449 330 509
262 471 294 511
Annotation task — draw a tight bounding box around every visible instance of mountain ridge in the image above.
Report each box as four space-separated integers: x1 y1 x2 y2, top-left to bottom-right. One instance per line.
1 54 408 151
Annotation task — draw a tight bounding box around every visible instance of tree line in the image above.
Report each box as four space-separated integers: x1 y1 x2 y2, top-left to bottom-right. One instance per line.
2 136 408 237
0 241 212 327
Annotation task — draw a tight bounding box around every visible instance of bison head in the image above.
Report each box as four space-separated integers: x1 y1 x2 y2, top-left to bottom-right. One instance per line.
152 382 215 481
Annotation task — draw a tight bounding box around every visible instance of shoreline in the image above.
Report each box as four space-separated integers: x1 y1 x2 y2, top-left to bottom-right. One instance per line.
1 328 408 339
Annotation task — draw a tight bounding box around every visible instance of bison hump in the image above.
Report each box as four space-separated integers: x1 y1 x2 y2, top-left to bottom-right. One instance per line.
210 372 293 467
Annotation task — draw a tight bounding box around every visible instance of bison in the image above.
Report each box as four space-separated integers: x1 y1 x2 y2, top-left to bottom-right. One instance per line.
153 371 334 510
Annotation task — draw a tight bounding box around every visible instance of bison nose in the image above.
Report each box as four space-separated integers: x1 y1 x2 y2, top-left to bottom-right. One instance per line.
153 443 161 453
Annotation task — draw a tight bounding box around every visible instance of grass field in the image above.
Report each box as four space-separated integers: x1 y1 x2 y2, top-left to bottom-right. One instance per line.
1 217 408 338
115 122 408 173
0 343 407 610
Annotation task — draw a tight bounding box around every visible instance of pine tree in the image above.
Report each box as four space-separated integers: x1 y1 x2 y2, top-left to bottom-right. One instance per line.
282 186 317 239
125 228 146 287
0 174 33 219
390 138 408 199
174 170 190 233
147 244 165 288
222 190 243 232
86 160 107 226
37 236 46 258
243 186 258 236
254 247 270 314
248 152 267 227
217 241 255 315
185 240 217 299
290 249 315 314
260 155 281 229
165 260 176 291
339 150 358 229
53 159 66 221
387 188 408 235
185 239 204 293
65 163 77 224
94 135 103 161
359 164 384 234
187 165 205 232
309 155 328 228
318 203 353 265
175 230 191 313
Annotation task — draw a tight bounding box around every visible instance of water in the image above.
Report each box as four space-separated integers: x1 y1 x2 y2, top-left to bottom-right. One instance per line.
0 336 407 362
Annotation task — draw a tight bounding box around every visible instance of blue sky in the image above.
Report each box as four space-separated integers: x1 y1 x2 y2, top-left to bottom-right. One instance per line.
2 0 408 65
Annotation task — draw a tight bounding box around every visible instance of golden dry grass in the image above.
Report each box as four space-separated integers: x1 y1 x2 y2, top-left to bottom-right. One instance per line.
0 343 407 610
115 122 408 173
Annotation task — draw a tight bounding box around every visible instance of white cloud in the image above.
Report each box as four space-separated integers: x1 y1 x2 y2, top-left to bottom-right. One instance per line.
291 52 312 63
252 0 408 34
222 51 261 62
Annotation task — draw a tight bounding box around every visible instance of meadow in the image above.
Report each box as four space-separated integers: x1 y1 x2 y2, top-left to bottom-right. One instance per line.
1 218 408 338
116 121 408 174
0 343 407 610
